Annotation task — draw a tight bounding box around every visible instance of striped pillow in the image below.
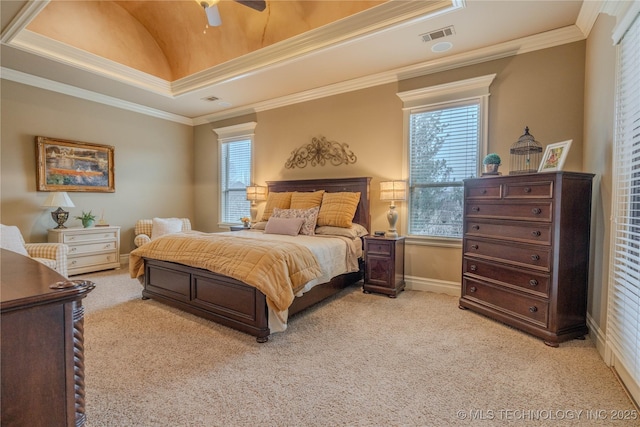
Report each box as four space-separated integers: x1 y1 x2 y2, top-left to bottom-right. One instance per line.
261 192 292 221
317 192 360 228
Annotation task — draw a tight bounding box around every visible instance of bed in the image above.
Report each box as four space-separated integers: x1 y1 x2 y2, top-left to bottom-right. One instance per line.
131 177 371 342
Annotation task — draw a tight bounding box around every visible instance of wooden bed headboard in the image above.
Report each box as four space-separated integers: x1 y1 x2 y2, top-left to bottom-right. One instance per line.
266 177 372 233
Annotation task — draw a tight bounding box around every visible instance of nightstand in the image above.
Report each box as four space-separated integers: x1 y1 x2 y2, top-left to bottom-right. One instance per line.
363 235 405 298
48 226 120 276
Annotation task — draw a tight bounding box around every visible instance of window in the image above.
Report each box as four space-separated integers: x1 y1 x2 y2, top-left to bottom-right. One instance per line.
214 122 257 225
398 74 495 240
608 5 640 404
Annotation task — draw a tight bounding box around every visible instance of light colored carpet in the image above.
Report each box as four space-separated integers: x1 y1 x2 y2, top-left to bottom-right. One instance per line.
78 268 637 426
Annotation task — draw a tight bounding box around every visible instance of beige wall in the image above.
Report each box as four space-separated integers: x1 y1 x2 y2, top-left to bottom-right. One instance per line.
583 13 617 342
0 80 194 254
196 41 587 286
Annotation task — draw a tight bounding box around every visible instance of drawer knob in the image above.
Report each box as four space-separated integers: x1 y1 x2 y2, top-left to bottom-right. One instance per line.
531 230 541 237
471 244 479 250
470 265 477 271
531 208 542 215
469 286 477 293
481 189 487 194
71 260 77 265
472 206 480 212
472 225 480 231
531 254 540 261
529 306 538 313
529 279 538 287
70 247 77 252
524 187 532 193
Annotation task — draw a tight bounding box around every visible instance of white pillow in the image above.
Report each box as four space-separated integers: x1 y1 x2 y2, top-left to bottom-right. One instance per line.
0 224 29 256
151 218 183 240
315 223 369 239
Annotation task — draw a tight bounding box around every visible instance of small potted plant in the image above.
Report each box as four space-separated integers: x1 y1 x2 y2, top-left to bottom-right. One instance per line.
482 153 501 175
75 210 96 228
239 216 251 228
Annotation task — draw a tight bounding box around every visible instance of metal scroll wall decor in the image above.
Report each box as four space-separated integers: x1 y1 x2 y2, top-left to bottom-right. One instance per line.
285 136 357 169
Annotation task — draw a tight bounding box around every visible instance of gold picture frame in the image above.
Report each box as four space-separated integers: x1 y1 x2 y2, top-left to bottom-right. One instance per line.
538 139 572 173
36 136 115 192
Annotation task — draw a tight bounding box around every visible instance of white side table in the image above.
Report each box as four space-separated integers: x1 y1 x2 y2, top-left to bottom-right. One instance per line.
48 226 120 276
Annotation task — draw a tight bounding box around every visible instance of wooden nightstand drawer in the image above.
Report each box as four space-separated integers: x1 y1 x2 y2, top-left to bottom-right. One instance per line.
464 238 551 271
462 278 549 328
365 240 392 256
465 182 502 199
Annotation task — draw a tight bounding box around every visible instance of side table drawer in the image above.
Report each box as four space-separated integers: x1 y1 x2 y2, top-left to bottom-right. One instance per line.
365 240 392 256
365 256 393 287
63 231 118 243
462 278 549 327
69 252 118 270
68 241 117 255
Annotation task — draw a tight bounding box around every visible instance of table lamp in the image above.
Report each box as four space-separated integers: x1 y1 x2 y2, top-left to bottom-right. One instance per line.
380 180 407 238
42 192 75 229
245 185 267 223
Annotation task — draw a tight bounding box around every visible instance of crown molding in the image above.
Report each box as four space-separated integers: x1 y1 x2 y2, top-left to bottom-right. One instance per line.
0 0 49 44
9 30 173 96
0 67 193 126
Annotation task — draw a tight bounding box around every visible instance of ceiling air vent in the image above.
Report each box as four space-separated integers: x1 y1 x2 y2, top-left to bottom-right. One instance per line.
201 96 219 102
420 26 455 42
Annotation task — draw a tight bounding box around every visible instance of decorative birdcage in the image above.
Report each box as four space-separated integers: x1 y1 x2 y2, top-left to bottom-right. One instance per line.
509 126 542 175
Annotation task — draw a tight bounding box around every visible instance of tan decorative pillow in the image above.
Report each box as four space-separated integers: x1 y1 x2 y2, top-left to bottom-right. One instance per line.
290 190 325 210
317 192 361 228
261 192 292 221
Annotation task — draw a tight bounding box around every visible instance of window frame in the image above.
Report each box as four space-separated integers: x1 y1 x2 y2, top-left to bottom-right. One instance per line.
397 74 495 246
213 122 257 228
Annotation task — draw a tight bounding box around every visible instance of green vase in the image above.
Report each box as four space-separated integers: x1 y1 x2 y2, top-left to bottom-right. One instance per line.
82 219 94 228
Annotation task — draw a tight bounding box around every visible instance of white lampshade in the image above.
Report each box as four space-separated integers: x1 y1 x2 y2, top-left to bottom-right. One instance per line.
42 192 75 208
380 181 407 202
246 186 267 203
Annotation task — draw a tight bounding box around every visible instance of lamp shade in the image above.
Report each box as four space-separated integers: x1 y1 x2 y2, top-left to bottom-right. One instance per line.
380 181 407 202
42 192 75 208
246 186 267 202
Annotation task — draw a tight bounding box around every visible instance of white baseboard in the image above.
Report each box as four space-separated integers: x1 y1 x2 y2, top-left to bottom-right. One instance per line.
405 275 460 296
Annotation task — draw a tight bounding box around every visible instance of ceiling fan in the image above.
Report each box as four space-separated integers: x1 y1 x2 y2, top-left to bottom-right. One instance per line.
196 0 267 27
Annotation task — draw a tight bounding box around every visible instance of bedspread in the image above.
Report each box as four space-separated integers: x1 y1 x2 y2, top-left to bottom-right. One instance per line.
129 231 323 312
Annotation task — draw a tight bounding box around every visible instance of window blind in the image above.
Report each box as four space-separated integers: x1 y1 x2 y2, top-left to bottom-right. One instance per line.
221 139 251 223
609 10 640 403
409 101 480 238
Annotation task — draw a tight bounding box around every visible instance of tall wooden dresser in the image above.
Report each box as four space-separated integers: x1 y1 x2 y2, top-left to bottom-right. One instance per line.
1 249 95 426
459 172 594 347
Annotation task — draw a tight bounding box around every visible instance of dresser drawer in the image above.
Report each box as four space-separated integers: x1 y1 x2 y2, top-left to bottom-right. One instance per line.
465 219 552 245
68 241 117 255
503 180 553 199
463 257 550 297
68 252 118 270
465 201 552 222
464 238 551 271
63 230 118 243
465 182 502 199
462 278 549 327
365 240 392 256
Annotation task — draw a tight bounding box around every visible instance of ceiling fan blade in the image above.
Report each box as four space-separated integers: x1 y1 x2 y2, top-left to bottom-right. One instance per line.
205 4 222 26
235 0 266 12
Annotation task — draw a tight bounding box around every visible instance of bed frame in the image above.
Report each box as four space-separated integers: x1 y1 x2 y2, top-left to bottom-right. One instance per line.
141 177 371 342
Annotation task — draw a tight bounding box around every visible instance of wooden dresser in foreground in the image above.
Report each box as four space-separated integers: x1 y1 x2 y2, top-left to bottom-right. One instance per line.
1 249 95 426
459 172 594 347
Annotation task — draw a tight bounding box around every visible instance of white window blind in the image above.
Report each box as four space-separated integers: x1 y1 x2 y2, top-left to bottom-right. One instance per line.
609 8 640 404
409 101 480 238
220 140 251 223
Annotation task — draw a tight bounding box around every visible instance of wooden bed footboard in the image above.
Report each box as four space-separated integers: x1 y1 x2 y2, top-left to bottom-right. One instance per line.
142 258 363 342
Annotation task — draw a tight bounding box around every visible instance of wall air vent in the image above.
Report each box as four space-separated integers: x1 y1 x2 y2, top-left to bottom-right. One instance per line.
420 26 455 42
202 96 219 102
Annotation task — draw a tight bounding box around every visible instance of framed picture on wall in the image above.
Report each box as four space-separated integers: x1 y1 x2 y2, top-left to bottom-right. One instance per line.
36 136 115 192
538 139 572 173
